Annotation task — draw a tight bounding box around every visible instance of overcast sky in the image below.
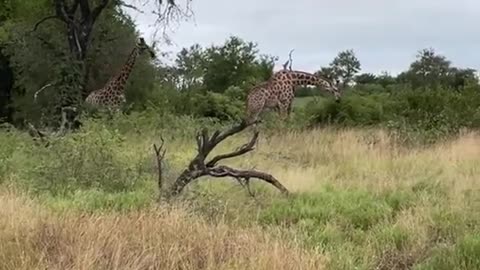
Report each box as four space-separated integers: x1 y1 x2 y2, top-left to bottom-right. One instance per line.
125 0 480 75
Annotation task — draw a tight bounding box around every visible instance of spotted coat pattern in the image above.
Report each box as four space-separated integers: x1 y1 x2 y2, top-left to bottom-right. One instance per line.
245 70 342 124
85 38 155 111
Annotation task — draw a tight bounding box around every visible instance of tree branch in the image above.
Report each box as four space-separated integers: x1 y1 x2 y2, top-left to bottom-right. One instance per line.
206 131 258 167
208 166 289 195
34 83 54 102
153 137 167 191
119 2 145 14
166 120 288 198
31 16 61 32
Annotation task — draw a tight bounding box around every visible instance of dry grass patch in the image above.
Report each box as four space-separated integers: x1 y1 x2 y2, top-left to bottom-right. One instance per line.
0 192 326 270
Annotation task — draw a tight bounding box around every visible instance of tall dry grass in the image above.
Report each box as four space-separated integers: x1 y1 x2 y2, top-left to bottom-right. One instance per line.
0 191 325 270
243 128 480 194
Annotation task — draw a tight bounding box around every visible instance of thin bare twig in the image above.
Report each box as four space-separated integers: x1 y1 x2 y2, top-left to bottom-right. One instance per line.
30 15 61 33
120 2 145 13
153 137 167 191
34 83 54 102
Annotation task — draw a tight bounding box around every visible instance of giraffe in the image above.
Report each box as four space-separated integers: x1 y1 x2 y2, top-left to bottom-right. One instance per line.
245 69 341 125
84 37 155 112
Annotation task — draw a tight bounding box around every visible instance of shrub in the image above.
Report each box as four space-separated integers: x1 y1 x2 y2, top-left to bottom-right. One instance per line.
302 84 480 143
12 125 143 196
189 90 244 121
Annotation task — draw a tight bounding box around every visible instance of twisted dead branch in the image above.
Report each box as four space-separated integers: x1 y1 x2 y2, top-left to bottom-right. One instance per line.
154 121 289 199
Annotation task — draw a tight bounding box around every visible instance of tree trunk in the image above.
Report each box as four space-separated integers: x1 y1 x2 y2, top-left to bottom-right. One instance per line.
0 48 14 123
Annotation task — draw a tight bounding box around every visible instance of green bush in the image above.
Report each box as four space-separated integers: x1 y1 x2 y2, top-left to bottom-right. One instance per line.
302 84 480 143
188 90 245 121
11 125 144 196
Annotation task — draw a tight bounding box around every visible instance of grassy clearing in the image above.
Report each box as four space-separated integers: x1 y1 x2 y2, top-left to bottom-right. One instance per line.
1 115 479 269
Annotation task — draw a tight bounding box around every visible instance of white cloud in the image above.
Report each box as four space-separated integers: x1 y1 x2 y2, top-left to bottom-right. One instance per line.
124 0 480 75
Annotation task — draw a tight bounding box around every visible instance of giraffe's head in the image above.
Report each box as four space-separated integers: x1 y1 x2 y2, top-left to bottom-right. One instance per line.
326 78 342 103
136 38 156 59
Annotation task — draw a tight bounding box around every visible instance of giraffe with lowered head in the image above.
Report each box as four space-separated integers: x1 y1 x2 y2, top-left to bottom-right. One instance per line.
245 69 342 125
85 37 156 111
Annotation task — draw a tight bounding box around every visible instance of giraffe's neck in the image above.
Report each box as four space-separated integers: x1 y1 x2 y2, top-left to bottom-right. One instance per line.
281 70 329 88
106 47 140 92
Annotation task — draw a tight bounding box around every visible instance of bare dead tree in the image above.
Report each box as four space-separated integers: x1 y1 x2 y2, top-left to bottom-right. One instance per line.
154 121 289 199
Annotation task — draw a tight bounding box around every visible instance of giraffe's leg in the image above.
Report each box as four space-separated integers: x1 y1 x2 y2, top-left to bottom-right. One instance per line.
287 101 293 116
278 102 290 121
246 99 264 126
250 110 261 132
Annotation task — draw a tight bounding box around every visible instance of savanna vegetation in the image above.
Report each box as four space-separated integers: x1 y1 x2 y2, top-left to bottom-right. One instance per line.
1 1 479 269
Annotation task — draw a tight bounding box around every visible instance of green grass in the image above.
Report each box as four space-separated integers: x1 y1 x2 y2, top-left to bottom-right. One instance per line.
292 96 319 108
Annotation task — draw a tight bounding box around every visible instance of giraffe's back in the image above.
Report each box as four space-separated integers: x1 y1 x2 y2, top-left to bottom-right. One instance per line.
85 88 126 108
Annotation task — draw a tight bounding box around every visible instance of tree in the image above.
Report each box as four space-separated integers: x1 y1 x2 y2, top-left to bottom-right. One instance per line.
1 0 179 126
406 48 451 88
0 0 53 124
174 44 205 90
0 48 13 122
446 67 477 89
397 48 478 90
26 0 190 117
0 0 193 126
202 36 275 93
172 36 276 93
330 49 361 86
355 73 377 85
315 67 336 81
